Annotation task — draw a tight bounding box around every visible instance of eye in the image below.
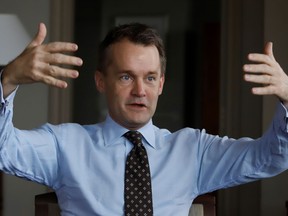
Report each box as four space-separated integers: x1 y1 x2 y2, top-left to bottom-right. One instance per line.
147 76 156 82
120 74 132 81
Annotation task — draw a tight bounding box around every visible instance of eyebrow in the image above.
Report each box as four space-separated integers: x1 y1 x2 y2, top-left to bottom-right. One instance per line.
118 70 160 76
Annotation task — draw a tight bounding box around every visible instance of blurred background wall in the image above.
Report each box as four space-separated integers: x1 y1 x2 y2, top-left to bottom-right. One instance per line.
0 1 50 216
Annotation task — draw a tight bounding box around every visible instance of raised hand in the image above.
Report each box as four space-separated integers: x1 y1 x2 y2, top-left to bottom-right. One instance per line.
243 42 288 107
1 23 83 97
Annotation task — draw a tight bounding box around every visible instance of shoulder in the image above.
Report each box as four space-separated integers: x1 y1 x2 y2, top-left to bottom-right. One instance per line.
41 122 103 139
155 126 203 139
153 125 206 147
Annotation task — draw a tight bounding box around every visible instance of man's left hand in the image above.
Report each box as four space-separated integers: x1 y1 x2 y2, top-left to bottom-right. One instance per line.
243 42 288 107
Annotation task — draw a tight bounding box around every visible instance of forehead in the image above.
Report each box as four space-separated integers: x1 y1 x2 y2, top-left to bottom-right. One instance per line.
106 39 161 73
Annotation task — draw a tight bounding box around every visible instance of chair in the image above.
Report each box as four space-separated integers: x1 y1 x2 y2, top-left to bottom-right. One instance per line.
35 192 60 216
189 193 216 216
35 192 216 216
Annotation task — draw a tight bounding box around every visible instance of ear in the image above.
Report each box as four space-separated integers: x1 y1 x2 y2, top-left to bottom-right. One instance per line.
95 70 106 93
158 73 165 95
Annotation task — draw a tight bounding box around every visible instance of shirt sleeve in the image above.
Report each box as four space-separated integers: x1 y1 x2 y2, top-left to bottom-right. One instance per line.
196 103 288 194
0 70 18 116
0 72 59 188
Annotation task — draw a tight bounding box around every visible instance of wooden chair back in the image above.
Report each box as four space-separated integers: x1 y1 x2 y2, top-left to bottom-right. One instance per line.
35 192 216 216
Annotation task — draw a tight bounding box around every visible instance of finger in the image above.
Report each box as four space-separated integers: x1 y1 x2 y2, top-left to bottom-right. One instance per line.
28 23 47 48
41 75 68 88
251 86 275 95
243 64 272 75
43 42 79 53
244 73 273 85
34 66 73 88
264 42 275 61
46 64 79 79
247 53 274 65
44 53 83 67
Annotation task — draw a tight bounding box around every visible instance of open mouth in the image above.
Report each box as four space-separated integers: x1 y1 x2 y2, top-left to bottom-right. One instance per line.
129 103 146 108
133 103 145 107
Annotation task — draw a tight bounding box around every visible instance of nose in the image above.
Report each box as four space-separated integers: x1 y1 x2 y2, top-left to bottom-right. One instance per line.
132 79 146 97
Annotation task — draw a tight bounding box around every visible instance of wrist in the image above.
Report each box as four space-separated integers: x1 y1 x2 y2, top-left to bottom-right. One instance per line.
1 65 18 98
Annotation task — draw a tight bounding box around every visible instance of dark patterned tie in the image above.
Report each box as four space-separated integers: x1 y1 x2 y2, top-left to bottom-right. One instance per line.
124 131 153 216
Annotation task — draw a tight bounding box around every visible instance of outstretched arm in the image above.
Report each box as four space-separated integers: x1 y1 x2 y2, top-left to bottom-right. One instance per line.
243 42 288 107
1 23 83 98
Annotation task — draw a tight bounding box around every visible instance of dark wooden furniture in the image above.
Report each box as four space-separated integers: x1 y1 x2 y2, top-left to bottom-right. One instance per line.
35 192 216 216
35 192 60 216
192 193 216 216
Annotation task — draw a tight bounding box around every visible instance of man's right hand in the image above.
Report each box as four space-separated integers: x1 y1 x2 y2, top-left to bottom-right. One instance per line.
1 23 83 98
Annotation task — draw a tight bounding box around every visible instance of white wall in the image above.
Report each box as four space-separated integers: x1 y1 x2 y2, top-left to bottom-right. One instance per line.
0 1 50 215
261 1 288 215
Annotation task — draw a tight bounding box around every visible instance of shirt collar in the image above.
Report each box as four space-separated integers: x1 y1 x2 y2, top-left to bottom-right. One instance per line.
103 115 156 148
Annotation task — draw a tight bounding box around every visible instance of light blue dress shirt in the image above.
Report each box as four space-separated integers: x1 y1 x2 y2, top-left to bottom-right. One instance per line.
0 87 288 215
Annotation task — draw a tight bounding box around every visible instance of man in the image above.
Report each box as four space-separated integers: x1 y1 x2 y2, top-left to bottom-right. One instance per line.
0 22 288 215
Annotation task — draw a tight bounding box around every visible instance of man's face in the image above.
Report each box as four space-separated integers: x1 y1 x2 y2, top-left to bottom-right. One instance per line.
95 39 165 130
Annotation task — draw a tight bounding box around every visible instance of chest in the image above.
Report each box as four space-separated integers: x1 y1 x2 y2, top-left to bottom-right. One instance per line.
56 139 198 212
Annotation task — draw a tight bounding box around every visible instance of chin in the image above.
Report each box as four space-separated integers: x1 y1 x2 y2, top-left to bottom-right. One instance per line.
125 117 150 129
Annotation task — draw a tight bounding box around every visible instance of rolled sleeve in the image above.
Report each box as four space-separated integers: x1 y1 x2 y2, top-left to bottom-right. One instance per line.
0 70 18 116
270 103 288 155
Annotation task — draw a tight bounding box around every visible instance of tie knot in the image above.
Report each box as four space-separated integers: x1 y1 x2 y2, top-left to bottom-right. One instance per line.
124 131 143 147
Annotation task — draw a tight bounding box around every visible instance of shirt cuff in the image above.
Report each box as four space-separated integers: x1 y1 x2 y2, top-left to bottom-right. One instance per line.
0 69 17 115
279 102 288 133
270 102 288 155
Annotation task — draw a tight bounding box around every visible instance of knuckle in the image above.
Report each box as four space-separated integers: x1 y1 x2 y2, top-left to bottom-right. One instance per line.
30 71 41 81
47 42 58 50
271 88 277 95
50 53 62 65
264 64 270 71
30 57 40 69
48 65 57 76
48 53 56 62
265 74 272 82
264 55 271 62
42 76 53 85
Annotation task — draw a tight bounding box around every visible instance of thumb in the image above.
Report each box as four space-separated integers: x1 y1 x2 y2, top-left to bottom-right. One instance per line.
264 41 275 61
27 23 47 48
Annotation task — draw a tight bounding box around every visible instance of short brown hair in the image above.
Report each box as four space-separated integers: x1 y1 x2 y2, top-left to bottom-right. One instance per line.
97 23 166 74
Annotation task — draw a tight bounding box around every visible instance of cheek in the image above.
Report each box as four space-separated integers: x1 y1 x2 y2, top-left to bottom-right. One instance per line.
147 91 160 106
106 86 129 104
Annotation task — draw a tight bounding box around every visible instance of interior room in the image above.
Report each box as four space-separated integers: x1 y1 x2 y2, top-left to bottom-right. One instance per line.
0 0 288 215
